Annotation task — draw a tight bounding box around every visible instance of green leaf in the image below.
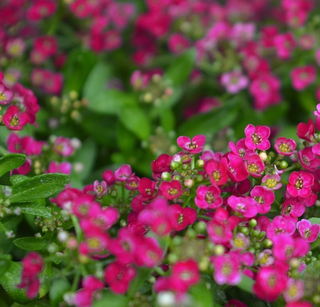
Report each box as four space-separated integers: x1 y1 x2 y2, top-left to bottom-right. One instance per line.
237 274 254 293
10 202 52 219
308 218 320 225
178 102 239 136
189 281 214 307
160 108 175 132
38 264 59 299
0 154 26 177
87 89 135 115
0 261 31 304
62 48 97 94
0 254 11 275
9 173 70 203
49 277 71 307
117 122 136 153
13 236 49 251
164 48 196 86
93 290 129 307
83 62 112 100
0 215 22 232
10 175 29 185
120 106 151 140
128 267 152 297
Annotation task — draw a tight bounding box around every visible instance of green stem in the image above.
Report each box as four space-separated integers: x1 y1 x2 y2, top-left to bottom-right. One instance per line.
71 269 81 292
71 215 82 241
191 155 195 170
197 215 211 221
282 163 300 173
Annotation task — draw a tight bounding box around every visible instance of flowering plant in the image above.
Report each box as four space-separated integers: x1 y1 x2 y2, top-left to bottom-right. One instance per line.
2 103 320 307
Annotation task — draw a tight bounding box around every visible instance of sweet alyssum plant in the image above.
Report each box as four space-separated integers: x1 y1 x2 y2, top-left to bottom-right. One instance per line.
2 105 320 307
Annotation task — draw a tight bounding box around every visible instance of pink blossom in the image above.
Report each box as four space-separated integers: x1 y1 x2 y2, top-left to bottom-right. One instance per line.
177 135 206 154
244 124 271 150
297 119 315 142
245 154 265 178
115 164 132 181
287 171 314 197
297 219 320 243
283 279 304 303
274 32 296 59
168 33 190 54
231 233 250 250
227 195 258 218
26 0 56 21
226 155 249 182
226 299 247 307
138 177 156 200
195 185 223 209
282 198 305 220
286 302 313 307
93 180 107 197
3 105 29 130
250 186 275 214
298 147 320 171
53 136 74 156
229 138 254 159
257 249 274 267
291 66 316 91
205 159 229 186
266 215 296 240
0 82 13 105
275 137 296 155
167 204 197 231
74 276 104 307
160 180 182 200
221 71 249 94
262 174 282 190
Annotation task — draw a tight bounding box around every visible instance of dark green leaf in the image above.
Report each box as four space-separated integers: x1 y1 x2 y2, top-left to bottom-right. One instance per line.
93 290 129 307
178 102 239 136
117 122 136 152
49 277 71 307
10 173 70 203
189 281 214 307
237 274 254 293
39 264 59 299
120 106 151 140
10 175 29 185
160 108 175 132
0 154 26 177
0 215 22 232
13 237 49 251
0 254 11 275
87 89 135 115
164 48 196 86
128 267 152 297
10 202 52 219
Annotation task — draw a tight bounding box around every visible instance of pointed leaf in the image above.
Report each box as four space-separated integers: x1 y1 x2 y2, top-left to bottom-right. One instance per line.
0 254 11 275
10 202 52 218
10 175 29 185
49 277 71 307
9 173 70 203
189 281 215 307
0 154 26 177
93 290 129 307
13 236 49 251
128 267 152 297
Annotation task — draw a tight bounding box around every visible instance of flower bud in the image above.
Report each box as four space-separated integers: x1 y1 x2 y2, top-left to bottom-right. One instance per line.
249 219 257 228
170 161 179 170
213 245 225 255
196 159 204 168
259 152 268 161
279 161 288 169
161 172 171 181
184 178 194 188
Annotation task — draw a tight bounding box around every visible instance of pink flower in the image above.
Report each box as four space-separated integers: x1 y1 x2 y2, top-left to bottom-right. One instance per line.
221 71 249 94
226 155 249 182
3 105 29 130
105 262 136 294
170 259 200 292
167 204 197 231
114 164 132 181
253 266 288 301
226 299 247 307
168 33 190 54
282 198 305 220
275 137 296 155
245 154 265 178
53 136 74 156
102 170 116 186
283 279 304 303
297 119 315 142
227 195 258 218
287 171 314 197
34 36 57 57
244 124 270 150
229 138 254 159
286 302 313 307
297 219 320 243
195 185 223 209
231 233 250 250
205 159 229 186
138 177 156 200
93 180 107 197
159 180 182 200
151 153 172 179
262 174 282 190
177 135 206 154
212 252 241 285
274 32 296 59
17 252 43 299
26 0 56 21
74 276 104 307
250 186 275 214
291 66 316 91
0 82 13 105
266 215 296 240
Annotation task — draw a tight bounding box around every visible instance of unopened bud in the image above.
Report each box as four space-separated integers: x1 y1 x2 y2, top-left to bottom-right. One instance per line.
259 152 268 161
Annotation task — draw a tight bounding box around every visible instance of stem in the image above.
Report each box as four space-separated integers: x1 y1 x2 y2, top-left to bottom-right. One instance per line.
191 155 195 170
71 269 81 292
197 215 211 221
71 215 82 241
282 163 300 173
0 145 9 156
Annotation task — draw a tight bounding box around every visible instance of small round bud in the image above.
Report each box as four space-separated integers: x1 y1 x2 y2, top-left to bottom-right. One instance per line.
239 226 249 236
168 253 178 264
172 236 182 246
161 172 171 181
196 159 205 168
196 175 204 182
259 152 268 161
249 219 257 228
289 258 300 269
213 245 225 255
195 221 207 234
172 175 181 181
170 161 179 170
263 239 273 248
184 179 194 188
186 229 197 239
279 160 288 169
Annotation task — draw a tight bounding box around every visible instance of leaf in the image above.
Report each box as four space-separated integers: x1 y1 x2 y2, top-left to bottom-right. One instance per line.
83 62 112 100
9 173 70 203
10 202 52 219
49 277 71 307
0 154 26 177
0 261 31 304
308 218 320 225
117 122 136 153
0 254 11 275
120 106 151 140
178 102 239 136
62 48 97 94
87 89 135 115
128 267 152 297
13 236 49 251
160 108 175 132
93 290 129 307
10 175 29 185
237 274 254 293
0 215 23 232
164 48 196 86
189 281 214 307
39 264 59 299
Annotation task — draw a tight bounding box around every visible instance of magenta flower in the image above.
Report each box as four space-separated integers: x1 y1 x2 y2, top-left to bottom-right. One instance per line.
170 259 200 292
274 32 296 59
167 204 197 231
274 137 296 156
262 174 282 190
297 219 320 243
195 185 223 209
134 236 163 268
286 302 313 307
205 159 229 186
283 279 304 303
114 164 132 181
296 119 315 142
231 233 250 250
226 299 247 307
244 124 271 150
3 105 29 130
229 138 254 159
221 71 249 94
168 33 190 55
257 249 274 267
17 252 43 299
226 154 249 182
250 186 275 214
266 215 296 240
53 136 74 156
245 154 265 178
227 195 258 218
74 276 104 307
287 171 314 197
0 82 13 105
298 147 320 171
93 180 107 197
105 262 136 294
282 198 305 220
102 170 116 186
160 180 182 200
291 65 316 90
151 153 172 179
177 135 206 154
26 0 56 21
138 177 157 199
212 253 241 285
253 266 288 302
